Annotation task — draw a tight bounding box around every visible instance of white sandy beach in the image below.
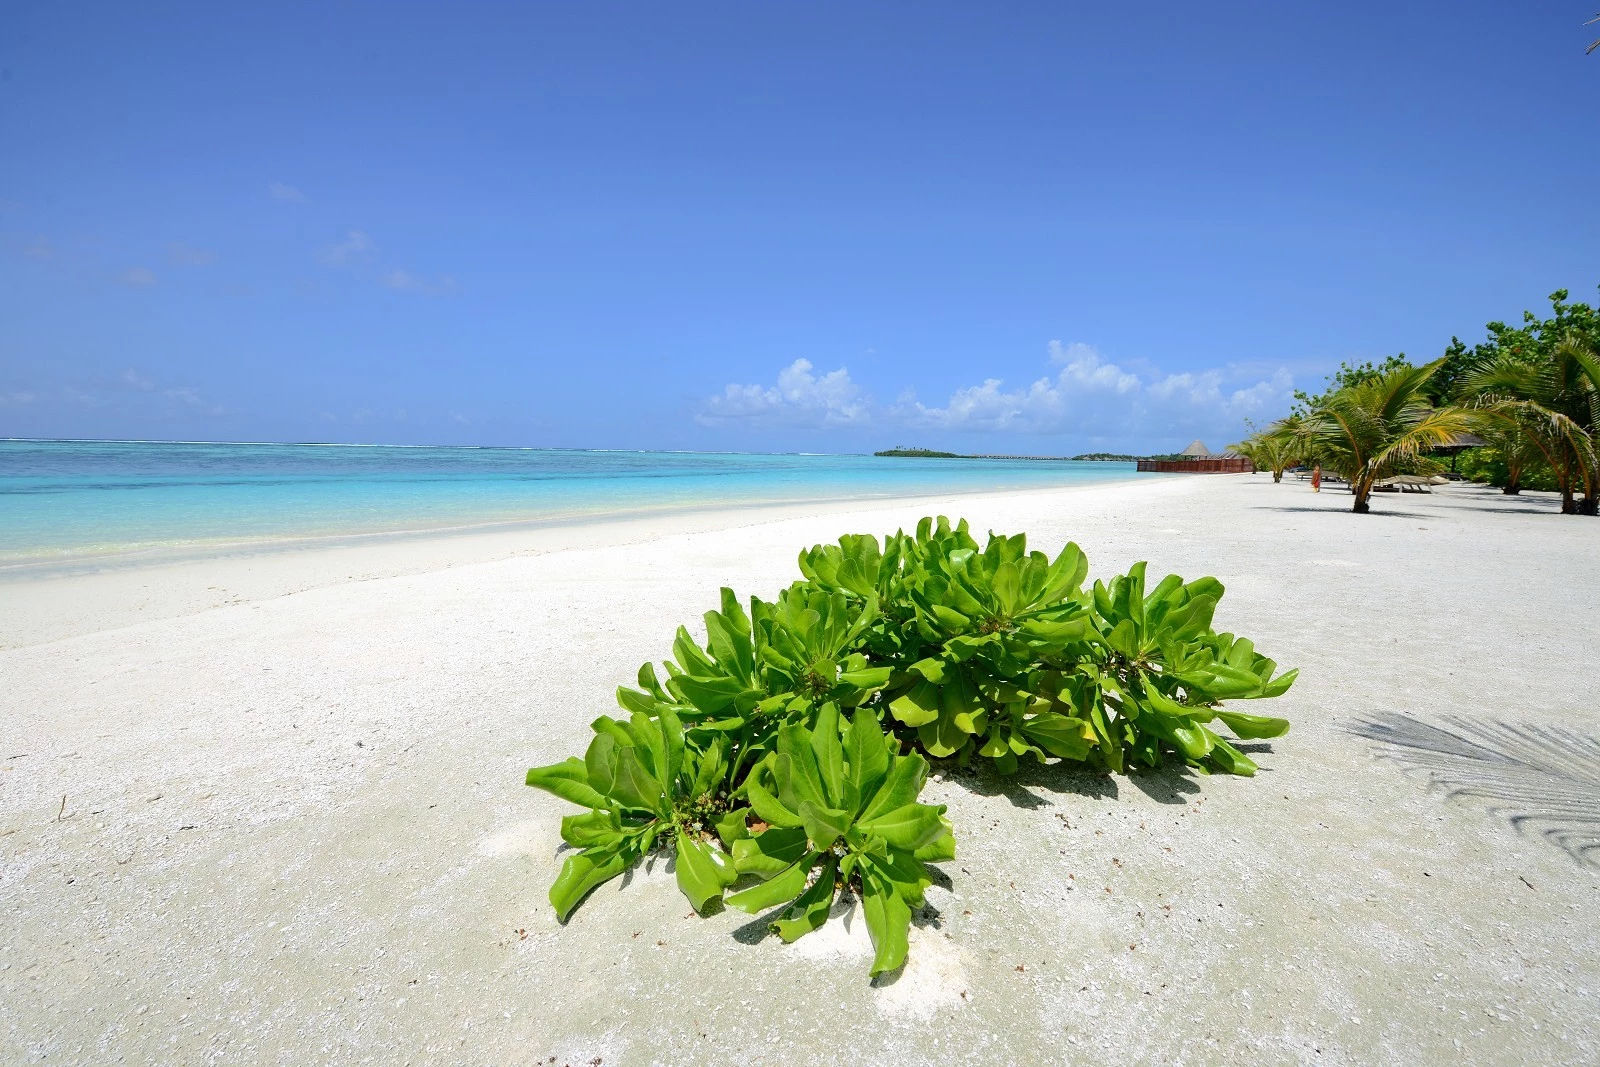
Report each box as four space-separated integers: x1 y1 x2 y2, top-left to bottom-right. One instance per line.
2 474 1596 1065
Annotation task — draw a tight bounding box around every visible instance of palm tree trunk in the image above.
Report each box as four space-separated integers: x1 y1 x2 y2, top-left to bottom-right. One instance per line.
1352 475 1373 513
1504 459 1522 495
1561 458 1577 514
1272 470 1282 483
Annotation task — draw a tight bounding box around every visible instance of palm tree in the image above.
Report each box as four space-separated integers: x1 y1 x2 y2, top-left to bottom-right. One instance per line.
1473 418 1547 495
1292 359 1474 513
1464 333 1600 514
1548 333 1600 513
1231 420 1304 482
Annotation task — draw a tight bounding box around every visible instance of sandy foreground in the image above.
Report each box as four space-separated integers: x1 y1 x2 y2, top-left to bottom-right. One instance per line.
1 474 1596 1065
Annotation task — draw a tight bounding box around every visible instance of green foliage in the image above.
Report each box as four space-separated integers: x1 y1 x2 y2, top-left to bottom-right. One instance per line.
728 704 953 975
1455 445 1559 494
524 709 741 919
1290 358 1474 513
1231 424 1304 481
1457 291 1600 512
1291 353 1415 416
1259 284 1600 517
524 518 1296 975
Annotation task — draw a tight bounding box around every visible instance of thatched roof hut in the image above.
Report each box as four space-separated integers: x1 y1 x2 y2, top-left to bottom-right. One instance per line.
1180 440 1212 458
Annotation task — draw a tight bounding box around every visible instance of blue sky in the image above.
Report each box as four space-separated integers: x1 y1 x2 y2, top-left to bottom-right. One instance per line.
2 2 1596 454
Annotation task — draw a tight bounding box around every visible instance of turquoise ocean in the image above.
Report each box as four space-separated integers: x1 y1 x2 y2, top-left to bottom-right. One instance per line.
0 440 1146 570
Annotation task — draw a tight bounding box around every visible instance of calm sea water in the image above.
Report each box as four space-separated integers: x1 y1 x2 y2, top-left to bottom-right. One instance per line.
0 440 1144 569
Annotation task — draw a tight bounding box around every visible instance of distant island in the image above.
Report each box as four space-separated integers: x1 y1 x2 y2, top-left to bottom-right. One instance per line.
875 447 1183 462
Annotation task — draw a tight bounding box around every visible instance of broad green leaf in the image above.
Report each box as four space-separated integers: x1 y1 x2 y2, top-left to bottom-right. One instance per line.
1021 714 1096 761
559 809 625 848
798 800 851 851
1260 667 1299 698
583 732 622 798
745 778 803 829
726 854 815 913
913 823 957 862
809 702 845 807
608 746 667 815
549 843 638 921
993 561 1022 614
1216 710 1291 739
674 835 737 913
857 802 948 851
889 680 941 728
1146 712 1214 760
704 607 753 683
672 626 717 677
772 859 837 942
917 713 968 759
1019 617 1088 643
636 661 667 699
860 869 913 976
1206 734 1258 776
774 728 828 811
525 757 608 809
713 806 750 848
844 710 890 808
1143 683 1197 719
670 675 747 715
615 686 661 716
657 706 685 786
836 666 894 695
689 737 727 797
732 825 810 877
859 754 928 823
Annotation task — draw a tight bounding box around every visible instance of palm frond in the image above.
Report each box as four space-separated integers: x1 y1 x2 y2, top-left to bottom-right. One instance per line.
1554 332 1600 396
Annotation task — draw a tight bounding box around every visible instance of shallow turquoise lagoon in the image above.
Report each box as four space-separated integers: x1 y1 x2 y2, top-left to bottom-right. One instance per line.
0 440 1145 568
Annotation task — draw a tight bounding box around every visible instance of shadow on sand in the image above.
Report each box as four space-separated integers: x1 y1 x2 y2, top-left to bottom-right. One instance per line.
1346 712 1600 872
936 744 1278 809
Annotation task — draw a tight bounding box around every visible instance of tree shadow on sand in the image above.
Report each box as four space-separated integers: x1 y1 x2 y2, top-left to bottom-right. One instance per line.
1251 504 1432 519
1346 712 1600 872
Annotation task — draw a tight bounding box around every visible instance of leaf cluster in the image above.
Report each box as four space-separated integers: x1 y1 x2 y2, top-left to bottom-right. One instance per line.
525 518 1296 975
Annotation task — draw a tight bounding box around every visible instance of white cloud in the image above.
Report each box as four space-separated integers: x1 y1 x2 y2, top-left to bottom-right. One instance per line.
698 358 869 428
0 390 36 406
23 238 54 261
119 267 157 288
894 343 1144 433
899 342 1295 444
1047 340 1139 393
702 341 1299 448
269 182 306 202
321 230 375 266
